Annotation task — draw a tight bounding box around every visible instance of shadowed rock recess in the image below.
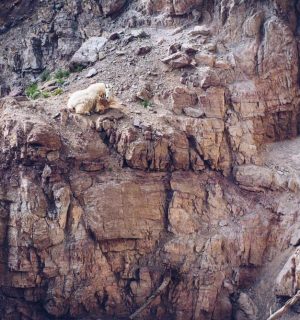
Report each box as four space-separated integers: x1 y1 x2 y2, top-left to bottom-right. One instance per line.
2 1 300 319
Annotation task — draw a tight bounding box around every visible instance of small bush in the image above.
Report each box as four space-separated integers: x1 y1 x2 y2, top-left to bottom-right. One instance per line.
56 78 65 85
41 70 51 82
53 88 63 96
140 99 151 109
55 69 70 80
71 65 85 73
25 83 64 100
41 91 51 98
25 83 41 100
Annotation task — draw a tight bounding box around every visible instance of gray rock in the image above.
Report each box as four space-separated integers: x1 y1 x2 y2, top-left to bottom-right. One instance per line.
131 29 150 38
40 79 58 91
136 46 152 55
236 293 258 320
23 37 43 72
183 107 204 118
86 68 98 78
98 52 106 61
189 25 211 36
116 50 126 56
100 0 127 16
234 165 274 191
9 86 23 97
70 37 107 69
133 118 141 127
109 32 122 40
162 52 192 69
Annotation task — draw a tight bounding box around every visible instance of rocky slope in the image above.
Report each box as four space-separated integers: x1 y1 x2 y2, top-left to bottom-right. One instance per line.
1 0 300 319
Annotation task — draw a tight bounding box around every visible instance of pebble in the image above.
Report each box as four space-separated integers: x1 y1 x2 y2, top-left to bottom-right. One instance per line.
131 29 149 39
184 107 204 118
133 118 142 127
98 52 106 61
136 46 152 55
86 68 98 78
116 50 126 56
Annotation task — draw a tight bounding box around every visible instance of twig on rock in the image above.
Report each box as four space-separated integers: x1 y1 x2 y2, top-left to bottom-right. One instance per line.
267 291 300 320
129 276 171 319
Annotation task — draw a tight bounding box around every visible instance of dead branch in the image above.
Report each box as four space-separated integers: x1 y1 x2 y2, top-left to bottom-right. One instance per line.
267 291 300 320
129 276 171 319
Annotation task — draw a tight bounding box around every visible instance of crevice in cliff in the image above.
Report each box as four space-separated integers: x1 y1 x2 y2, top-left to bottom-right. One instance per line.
163 173 173 233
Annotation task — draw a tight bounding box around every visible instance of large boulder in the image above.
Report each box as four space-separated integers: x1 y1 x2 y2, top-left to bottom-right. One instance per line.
234 165 274 191
100 0 127 16
69 37 107 69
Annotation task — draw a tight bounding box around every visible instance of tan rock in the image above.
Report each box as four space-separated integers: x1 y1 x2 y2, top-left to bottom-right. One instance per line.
234 165 274 191
194 52 215 67
275 248 300 297
83 177 165 240
171 86 198 115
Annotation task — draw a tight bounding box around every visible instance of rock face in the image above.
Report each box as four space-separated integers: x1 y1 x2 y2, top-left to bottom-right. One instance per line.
1 1 300 320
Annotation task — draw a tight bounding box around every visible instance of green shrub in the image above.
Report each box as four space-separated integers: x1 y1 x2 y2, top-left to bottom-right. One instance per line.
53 88 63 96
56 78 65 85
140 99 151 109
71 65 85 73
55 69 70 80
41 91 51 98
41 70 51 82
25 83 41 100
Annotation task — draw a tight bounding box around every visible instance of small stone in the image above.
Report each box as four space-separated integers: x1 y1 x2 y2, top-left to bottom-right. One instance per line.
162 52 192 69
183 107 204 118
215 59 231 70
204 43 217 52
169 43 182 55
136 46 152 55
9 86 23 97
86 68 98 78
189 25 211 36
98 52 106 61
136 84 152 101
123 35 135 45
40 79 58 90
131 29 149 39
116 50 126 56
219 220 228 227
194 53 215 67
181 43 199 55
156 37 165 45
109 32 121 40
288 175 300 192
133 118 141 127
290 230 300 246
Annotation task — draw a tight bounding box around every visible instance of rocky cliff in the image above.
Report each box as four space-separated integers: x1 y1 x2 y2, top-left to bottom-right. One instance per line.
1 1 300 319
